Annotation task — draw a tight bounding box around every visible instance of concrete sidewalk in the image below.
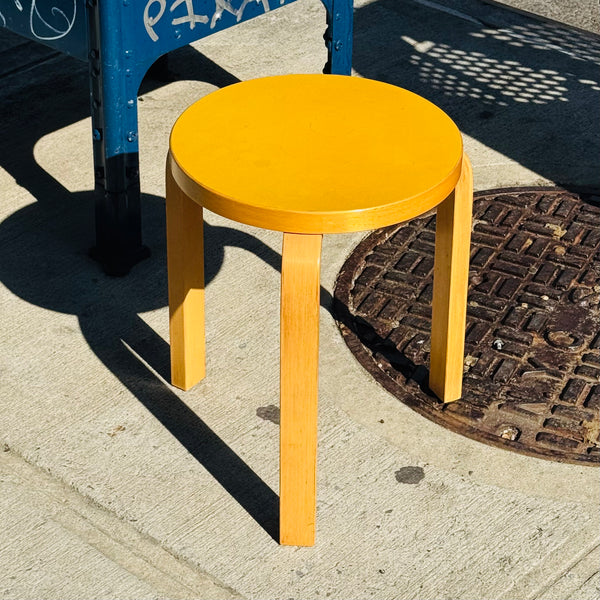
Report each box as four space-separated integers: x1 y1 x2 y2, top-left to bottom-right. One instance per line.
1 0 599 598
484 0 600 34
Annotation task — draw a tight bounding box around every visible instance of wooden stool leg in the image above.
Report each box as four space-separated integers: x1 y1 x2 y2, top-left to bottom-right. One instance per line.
166 156 206 391
279 232 323 546
429 154 473 403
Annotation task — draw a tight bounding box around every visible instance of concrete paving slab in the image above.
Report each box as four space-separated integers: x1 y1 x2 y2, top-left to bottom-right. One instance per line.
484 0 600 34
1 0 599 599
0 450 241 599
351 0 600 189
526 543 600 600
404 1 600 36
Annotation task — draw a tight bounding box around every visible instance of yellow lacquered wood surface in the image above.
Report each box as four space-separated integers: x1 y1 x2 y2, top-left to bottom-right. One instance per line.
429 154 473 402
166 158 207 391
279 233 322 546
170 75 463 234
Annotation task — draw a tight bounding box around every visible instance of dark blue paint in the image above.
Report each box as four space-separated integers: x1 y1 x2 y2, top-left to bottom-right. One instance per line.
0 0 87 59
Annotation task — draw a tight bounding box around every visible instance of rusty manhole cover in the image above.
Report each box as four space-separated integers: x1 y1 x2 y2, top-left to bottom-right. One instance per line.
334 188 600 464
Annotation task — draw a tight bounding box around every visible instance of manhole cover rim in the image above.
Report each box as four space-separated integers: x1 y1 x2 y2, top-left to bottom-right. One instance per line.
333 187 600 466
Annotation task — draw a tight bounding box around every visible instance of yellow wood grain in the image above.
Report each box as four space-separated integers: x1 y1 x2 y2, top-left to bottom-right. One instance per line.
279 232 323 546
429 154 473 402
166 154 206 391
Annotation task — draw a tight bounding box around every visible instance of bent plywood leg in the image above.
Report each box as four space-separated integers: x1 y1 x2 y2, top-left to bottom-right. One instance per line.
429 154 473 403
280 232 323 546
166 155 206 391
88 6 149 275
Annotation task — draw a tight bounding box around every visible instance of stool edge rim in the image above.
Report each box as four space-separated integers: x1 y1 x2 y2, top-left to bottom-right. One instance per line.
168 152 465 234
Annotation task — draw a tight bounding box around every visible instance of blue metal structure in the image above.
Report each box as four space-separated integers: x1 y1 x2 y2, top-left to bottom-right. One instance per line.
1 0 353 274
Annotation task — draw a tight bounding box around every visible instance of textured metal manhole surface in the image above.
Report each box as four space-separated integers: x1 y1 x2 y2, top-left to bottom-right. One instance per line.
334 188 600 464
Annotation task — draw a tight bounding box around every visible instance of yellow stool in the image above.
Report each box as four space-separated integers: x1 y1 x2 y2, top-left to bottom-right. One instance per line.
166 74 473 546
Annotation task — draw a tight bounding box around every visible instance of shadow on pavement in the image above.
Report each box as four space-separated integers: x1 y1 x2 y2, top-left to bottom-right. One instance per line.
0 185 284 540
0 39 285 539
0 37 342 540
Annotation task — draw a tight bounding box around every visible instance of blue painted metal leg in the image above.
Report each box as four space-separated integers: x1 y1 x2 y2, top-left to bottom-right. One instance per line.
322 0 353 75
87 0 149 276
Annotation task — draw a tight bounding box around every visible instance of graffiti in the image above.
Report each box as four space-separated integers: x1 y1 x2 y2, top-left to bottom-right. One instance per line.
212 0 270 27
144 0 210 41
30 0 77 41
144 0 271 41
143 0 167 42
1 0 278 45
170 0 209 28
1 0 281 46
0 1 76 40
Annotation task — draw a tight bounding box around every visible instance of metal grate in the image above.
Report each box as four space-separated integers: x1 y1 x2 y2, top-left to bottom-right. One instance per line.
334 188 600 464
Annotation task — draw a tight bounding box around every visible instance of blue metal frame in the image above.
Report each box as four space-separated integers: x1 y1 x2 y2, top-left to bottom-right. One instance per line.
1 0 353 274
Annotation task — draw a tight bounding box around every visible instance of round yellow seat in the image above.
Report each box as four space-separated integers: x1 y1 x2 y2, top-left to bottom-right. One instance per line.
169 74 463 234
165 74 473 548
